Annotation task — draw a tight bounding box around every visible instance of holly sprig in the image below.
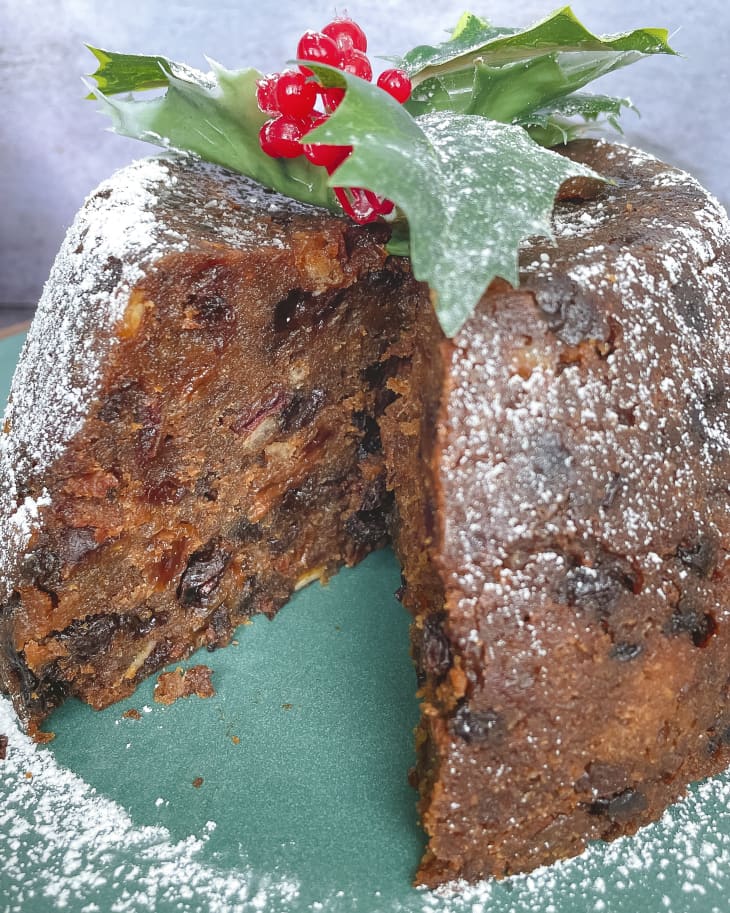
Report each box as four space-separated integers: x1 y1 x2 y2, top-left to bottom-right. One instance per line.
87 8 675 336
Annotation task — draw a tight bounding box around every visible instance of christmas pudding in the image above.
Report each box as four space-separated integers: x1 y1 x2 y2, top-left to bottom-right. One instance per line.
2 8 729 888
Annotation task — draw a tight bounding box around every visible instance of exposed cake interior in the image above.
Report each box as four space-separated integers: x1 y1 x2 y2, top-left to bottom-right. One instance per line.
1 202 436 735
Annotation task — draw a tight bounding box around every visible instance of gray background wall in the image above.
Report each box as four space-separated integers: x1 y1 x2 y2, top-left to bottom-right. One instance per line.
1 0 728 321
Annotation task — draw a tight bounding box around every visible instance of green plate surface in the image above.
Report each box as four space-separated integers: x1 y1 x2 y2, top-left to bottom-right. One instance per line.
2 331 730 913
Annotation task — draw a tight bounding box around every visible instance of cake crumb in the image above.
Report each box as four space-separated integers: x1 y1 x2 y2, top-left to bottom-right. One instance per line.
192 777 204 789
0 733 7 760
153 665 216 706
122 708 142 720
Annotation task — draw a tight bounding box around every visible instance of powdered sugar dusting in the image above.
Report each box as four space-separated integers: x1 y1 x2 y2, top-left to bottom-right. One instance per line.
0 696 300 912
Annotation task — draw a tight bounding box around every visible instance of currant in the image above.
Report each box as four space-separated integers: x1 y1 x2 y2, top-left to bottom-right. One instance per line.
274 70 317 119
376 68 412 104
258 116 307 159
322 17 368 53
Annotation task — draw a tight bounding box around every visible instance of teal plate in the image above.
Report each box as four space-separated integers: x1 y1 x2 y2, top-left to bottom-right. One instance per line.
2 332 730 913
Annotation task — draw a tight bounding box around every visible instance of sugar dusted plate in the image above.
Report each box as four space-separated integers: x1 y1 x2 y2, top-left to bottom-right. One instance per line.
1 332 729 913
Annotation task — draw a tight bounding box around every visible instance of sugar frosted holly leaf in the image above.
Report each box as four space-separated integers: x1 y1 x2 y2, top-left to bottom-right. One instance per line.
400 6 675 83
87 48 334 210
305 67 599 337
402 6 674 126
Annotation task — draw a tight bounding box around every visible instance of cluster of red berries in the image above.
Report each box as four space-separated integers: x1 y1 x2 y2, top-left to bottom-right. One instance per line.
255 16 412 224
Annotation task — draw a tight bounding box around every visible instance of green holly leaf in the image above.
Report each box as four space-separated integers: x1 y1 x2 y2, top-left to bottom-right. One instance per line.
401 6 674 136
87 49 334 210
305 66 599 337
86 47 172 96
401 6 675 84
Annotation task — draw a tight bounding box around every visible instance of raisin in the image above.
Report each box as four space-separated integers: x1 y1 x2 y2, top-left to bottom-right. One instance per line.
601 472 623 510
531 274 607 346
177 542 231 608
96 255 123 293
452 703 503 743
588 788 648 821
143 473 186 506
342 221 390 258
268 520 300 554
185 264 235 330
610 642 643 662
360 476 389 512
97 380 146 424
23 547 61 589
345 507 389 548
353 411 382 458
677 536 717 577
230 517 263 543
195 471 219 503
136 399 163 464
706 724 730 756
192 293 234 326
0 603 39 703
668 595 717 647
273 287 347 337
417 612 452 684
58 614 123 662
62 528 100 567
562 553 635 617
279 388 326 433
127 611 169 639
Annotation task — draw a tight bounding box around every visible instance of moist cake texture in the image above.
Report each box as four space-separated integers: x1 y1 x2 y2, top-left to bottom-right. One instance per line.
1 140 730 885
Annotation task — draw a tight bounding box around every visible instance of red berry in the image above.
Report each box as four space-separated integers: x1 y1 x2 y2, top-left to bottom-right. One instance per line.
322 17 368 53
301 113 350 171
256 75 279 113
342 49 372 82
378 199 395 215
304 142 351 172
274 69 317 119
297 30 342 69
377 68 412 104
321 87 346 113
259 116 307 159
335 187 381 223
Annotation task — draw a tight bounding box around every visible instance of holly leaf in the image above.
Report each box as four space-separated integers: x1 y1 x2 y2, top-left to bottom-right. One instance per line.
86 47 172 96
305 66 599 337
87 49 334 210
401 6 675 84
402 6 674 131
